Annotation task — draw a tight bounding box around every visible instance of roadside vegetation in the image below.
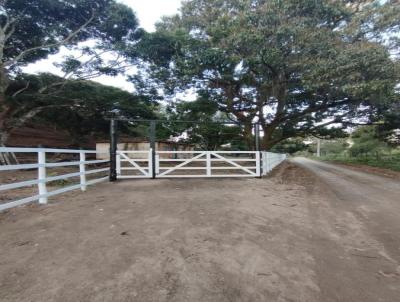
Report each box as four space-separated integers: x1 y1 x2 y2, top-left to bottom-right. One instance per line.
304 126 400 172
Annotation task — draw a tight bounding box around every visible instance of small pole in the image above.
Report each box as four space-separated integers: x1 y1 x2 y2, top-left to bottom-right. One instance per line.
206 152 211 176
110 119 118 181
79 151 87 191
155 153 160 175
317 139 321 158
261 152 266 176
38 148 48 204
256 151 261 177
149 120 156 179
148 148 153 178
254 123 262 177
116 154 121 177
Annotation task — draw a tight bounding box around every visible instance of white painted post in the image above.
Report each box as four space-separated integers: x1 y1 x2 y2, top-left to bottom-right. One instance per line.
262 152 267 175
155 154 160 175
148 148 153 178
38 150 48 204
256 151 261 177
79 151 87 191
116 154 121 177
264 152 267 173
206 152 211 176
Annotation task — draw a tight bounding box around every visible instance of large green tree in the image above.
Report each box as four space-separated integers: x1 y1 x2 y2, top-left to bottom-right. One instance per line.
7 73 157 144
133 0 400 150
0 0 142 145
164 97 247 150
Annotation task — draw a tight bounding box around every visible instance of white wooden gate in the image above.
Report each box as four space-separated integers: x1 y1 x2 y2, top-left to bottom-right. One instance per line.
117 150 153 179
155 151 260 178
116 150 286 179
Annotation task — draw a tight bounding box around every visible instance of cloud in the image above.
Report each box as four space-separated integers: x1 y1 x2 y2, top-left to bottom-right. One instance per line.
118 0 183 32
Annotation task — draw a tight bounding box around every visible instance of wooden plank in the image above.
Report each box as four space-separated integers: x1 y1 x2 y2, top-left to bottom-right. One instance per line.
157 152 206 177
212 152 256 176
119 152 149 176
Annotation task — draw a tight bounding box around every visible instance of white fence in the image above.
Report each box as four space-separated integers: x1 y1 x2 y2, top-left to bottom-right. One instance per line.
116 150 286 178
261 152 287 175
0 147 286 211
0 147 109 211
156 151 260 178
117 150 153 178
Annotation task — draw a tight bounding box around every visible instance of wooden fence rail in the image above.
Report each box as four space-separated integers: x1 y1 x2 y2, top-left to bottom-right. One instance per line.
0 147 109 211
261 152 287 175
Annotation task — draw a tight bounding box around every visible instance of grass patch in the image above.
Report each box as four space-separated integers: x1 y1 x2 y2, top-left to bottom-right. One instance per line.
316 153 400 172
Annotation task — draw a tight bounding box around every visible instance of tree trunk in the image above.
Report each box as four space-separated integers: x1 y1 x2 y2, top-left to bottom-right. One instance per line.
0 128 9 146
0 62 9 108
0 127 18 165
260 124 279 150
243 123 255 150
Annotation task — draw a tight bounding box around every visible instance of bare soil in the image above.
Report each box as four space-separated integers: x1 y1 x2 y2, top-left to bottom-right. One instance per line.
7 123 95 148
0 160 399 301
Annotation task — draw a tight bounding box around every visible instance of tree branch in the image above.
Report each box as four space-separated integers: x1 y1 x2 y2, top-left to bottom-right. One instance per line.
7 104 73 130
11 80 30 97
4 12 95 67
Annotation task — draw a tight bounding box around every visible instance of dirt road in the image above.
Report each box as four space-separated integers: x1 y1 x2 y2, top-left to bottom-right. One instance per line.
293 157 400 301
0 160 399 301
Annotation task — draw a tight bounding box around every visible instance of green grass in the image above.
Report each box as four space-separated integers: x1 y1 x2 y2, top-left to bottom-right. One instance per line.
316 153 400 172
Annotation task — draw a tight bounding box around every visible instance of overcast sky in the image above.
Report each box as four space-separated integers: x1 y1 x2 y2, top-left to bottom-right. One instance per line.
23 0 184 91
120 0 183 32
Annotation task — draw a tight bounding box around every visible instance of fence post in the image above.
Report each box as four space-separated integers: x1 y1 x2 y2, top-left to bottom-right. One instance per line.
206 152 211 176
38 149 48 204
261 152 266 176
116 153 121 177
109 119 118 182
155 153 160 175
79 151 87 191
149 121 156 179
148 148 154 178
256 151 261 177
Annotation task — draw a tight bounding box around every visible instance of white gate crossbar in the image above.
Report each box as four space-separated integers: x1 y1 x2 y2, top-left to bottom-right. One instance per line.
117 150 152 178
157 152 206 177
212 152 257 176
156 151 259 178
119 152 149 176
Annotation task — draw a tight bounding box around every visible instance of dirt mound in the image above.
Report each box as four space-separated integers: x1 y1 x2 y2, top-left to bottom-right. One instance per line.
268 160 317 188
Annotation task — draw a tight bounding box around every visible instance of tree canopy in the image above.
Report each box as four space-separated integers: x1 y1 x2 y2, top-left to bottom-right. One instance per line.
163 97 247 150
9 73 158 145
0 0 142 145
133 0 400 149
7 73 157 144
